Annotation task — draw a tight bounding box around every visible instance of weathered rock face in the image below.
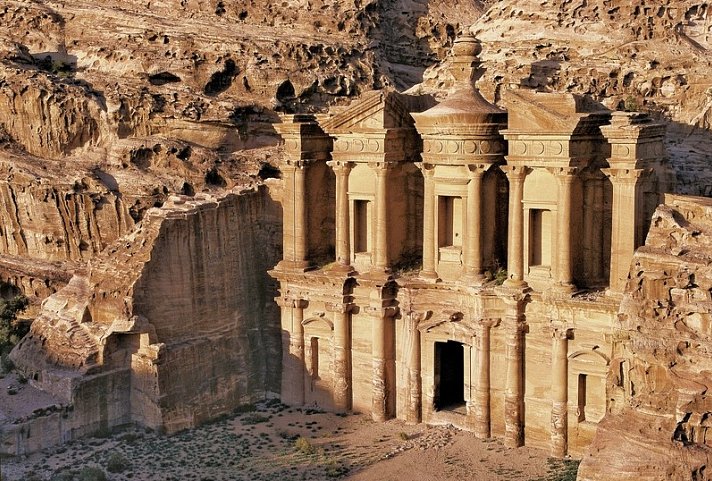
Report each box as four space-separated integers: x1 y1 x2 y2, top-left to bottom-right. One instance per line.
578 195 712 481
5 186 281 452
412 0 712 196
0 0 483 304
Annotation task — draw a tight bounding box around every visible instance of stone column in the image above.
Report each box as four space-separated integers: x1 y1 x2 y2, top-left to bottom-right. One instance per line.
373 163 391 272
405 312 428 424
501 166 529 287
280 165 297 264
327 161 354 271
370 306 398 422
418 163 438 280
472 318 499 438
293 161 308 264
280 298 306 405
551 326 571 458
603 168 648 295
496 289 528 448
463 164 490 283
328 302 352 411
553 168 577 293
582 174 596 281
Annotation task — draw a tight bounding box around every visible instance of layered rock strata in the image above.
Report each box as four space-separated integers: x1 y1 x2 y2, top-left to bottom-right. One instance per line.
578 195 712 480
2 186 281 454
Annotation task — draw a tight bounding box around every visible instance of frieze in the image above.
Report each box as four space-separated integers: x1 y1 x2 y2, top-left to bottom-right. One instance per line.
422 139 505 157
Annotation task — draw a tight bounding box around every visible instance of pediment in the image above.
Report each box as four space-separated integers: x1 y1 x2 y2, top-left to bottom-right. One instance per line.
505 89 609 135
319 89 435 134
419 311 476 337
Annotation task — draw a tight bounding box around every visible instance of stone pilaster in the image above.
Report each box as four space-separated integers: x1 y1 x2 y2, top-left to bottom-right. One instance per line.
405 311 430 424
273 114 331 272
368 305 399 422
602 168 650 294
600 111 666 296
495 287 529 448
278 297 307 406
552 167 578 294
551 324 572 458
472 318 500 438
417 163 439 280
462 164 491 283
326 301 352 411
371 162 391 273
501 165 530 287
327 160 354 272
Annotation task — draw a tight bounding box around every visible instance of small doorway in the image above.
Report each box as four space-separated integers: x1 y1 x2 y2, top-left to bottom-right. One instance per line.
434 341 465 411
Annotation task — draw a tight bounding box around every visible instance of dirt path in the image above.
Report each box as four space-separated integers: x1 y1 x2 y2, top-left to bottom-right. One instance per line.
3 400 578 481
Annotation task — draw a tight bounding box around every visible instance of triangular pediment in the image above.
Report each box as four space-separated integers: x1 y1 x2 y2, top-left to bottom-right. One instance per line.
505 90 609 135
319 89 435 134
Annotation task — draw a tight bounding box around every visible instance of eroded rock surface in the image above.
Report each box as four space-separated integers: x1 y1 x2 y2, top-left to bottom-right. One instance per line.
4 186 281 452
578 195 712 481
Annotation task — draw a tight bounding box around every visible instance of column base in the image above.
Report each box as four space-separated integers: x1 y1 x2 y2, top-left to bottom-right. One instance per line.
549 282 577 298
362 268 393 283
460 272 485 287
275 260 312 272
503 278 528 289
326 262 355 275
418 270 440 282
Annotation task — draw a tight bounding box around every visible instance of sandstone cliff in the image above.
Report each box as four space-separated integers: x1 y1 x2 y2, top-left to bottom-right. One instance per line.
578 195 712 481
3 186 281 452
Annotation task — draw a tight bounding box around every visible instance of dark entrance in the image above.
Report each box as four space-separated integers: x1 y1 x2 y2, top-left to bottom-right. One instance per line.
434 341 465 411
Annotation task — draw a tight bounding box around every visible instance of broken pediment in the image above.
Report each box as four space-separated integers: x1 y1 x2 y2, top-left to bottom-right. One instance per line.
319 89 435 134
505 90 610 135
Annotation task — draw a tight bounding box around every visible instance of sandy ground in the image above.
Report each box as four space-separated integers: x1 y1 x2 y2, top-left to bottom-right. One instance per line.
2 399 578 481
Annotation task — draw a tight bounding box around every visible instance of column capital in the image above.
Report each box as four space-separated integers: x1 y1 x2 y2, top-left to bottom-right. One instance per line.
547 166 579 181
408 310 433 325
477 317 501 329
467 163 494 177
364 305 399 319
326 160 354 172
275 296 308 309
325 302 354 314
415 162 435 177
368 161 395 174
495 286 530 308
550 323 574 340
500 164 531 181
282 159 314 170
601 167 652 183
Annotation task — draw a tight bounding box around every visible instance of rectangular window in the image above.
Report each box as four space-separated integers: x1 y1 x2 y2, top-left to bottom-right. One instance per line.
577 373 587 422
354 200 371 253
529 209 552 267
310 337 320 379
438 196 463 247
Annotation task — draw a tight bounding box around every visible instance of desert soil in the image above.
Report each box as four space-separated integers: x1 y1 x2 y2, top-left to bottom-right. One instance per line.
2 399 577 481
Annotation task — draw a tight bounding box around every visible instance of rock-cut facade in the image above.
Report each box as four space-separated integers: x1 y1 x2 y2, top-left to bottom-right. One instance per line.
269 34 673 457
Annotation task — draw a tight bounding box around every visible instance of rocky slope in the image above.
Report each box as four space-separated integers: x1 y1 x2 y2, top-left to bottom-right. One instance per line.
578 195 712 480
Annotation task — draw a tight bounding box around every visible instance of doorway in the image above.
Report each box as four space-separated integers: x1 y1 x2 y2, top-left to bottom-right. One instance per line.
434 341 465 410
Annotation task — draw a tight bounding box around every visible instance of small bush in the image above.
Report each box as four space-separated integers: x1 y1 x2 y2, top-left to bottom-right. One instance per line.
78 466 107 481
325 459 349 478
106 452 130 473
398 431 409 441
294 436 315 455
51 471 76 481
241 413 270 425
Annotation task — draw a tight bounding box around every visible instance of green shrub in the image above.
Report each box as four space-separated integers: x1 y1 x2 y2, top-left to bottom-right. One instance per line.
106 452 130 473
241 413 270 425
51 471 76 481
77 466 107 481
0 291 29 372
398 431 409 441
